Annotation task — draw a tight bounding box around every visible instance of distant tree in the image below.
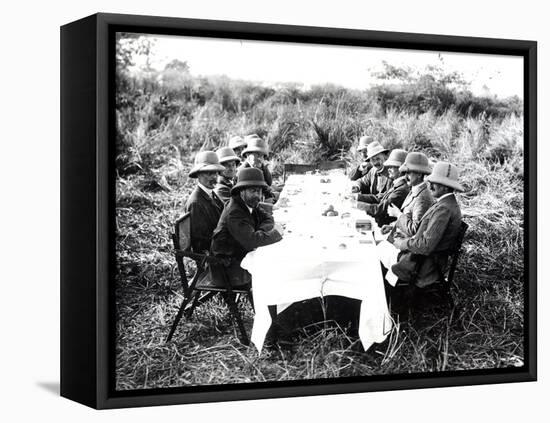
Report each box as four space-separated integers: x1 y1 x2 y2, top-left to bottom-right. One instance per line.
369 59 475 115
164 59 190 73
115 33 156 97
371 57 470 90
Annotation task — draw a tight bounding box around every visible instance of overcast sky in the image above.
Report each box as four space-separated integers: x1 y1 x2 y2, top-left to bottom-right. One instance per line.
128 33 523 99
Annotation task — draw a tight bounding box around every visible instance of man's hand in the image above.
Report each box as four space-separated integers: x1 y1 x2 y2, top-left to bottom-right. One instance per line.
351 185 360 194
387 203 402 218
273 223 285 237
355 201 371 212
393 237 408 251
358 162 369 172
381 224 393 235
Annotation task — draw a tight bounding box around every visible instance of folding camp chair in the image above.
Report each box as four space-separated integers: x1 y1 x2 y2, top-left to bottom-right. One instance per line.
392 221 469 311
166 212 252 345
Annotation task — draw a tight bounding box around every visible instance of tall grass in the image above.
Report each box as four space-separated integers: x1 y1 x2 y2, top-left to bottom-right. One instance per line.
115 67 524 389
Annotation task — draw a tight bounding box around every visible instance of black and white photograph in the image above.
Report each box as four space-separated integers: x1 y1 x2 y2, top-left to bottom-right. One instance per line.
4 0 549 419
114 31 526 391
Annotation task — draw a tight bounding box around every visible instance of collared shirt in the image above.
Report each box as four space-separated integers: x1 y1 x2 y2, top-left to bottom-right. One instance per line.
197 182 214 197
374 165 385 175
246 204 254 214
437 192 455 202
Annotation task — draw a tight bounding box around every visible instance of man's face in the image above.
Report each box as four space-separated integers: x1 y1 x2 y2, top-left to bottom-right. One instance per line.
360 149 369 161
245 152 265 168
221 160 238 179
370 153 387 170
429 181 450 198
197 171 218 189
233 146 244 157
387 166 400 180
240 187 263 208
406 171 423 187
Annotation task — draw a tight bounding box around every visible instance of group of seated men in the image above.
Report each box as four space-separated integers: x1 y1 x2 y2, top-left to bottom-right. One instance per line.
184 132 464 306
348 137 464 297
185 134 284 288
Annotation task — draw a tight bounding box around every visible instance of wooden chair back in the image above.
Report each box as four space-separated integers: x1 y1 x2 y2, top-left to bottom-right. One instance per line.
172 213 194 296
396 220 468 308
174 212 192 251
167 212 251 344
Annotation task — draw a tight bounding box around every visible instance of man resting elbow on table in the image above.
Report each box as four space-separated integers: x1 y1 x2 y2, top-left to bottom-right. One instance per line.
211 167 284 287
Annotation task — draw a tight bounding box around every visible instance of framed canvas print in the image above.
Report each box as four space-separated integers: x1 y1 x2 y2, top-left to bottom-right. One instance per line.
60 13 537 409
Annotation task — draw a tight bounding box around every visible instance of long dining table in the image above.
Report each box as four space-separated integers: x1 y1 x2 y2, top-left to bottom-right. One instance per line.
240 169 393 353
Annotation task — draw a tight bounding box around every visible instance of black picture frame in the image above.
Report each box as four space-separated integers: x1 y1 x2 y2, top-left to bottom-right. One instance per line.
60 12 537 409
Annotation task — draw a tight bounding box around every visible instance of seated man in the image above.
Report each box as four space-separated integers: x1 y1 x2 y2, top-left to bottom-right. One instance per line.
228 135 247 158
382 151 434 238
185 151 226 253
385 162 464 292
354 149 409 226
351 141 392 197
238 134 277 202
214 146 240 204
211 167 284 287
348 136 373 181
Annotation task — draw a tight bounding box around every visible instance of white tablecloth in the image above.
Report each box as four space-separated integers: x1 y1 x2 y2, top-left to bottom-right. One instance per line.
240 171 393 353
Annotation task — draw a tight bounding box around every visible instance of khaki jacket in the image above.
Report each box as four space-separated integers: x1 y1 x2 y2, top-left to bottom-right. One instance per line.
348 162 372 181
395 182 434 237
365 176 410 226
355 166 392 196
404 194 463 287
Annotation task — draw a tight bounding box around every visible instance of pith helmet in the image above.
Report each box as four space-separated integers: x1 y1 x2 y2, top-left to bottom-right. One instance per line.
384 149 408 168
399 152 432 175
231 167 268 195
228 135 246 150
216 146 241 164
242 135 269 156
357 136 373 152
188 151 225 178
366 141 389 160
426 161 464 192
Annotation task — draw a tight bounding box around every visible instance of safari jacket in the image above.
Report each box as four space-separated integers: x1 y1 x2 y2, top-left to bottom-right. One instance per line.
348 161 372 181
394 182 434 237
355 166 392 196
402 193 463 287
364 176 410 226
185 186 224 253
